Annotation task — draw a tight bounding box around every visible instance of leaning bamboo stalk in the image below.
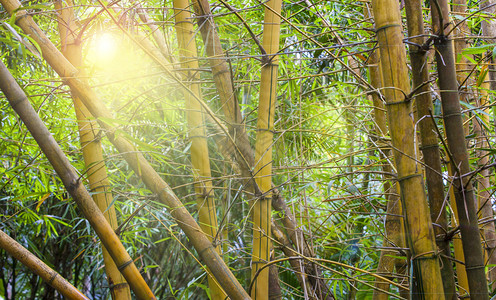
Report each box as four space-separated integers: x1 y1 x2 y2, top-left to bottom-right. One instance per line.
271 222 318 300
54 1 131 299
136 5 174 63
0 59 156 300
250 1 282 299
403 1 456 297
430 0 489 298
172 0 226 298
371 0 445 297
0 1 249 297
191 0 254 171
0 229 89 300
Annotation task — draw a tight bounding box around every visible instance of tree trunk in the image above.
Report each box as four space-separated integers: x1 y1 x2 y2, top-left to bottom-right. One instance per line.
371 0 445 297
430 0 489 298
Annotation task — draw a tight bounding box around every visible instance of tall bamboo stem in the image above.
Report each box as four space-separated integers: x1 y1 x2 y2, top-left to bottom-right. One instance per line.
403 1 456 297
173 0 226 298
371 0 445 297
54 2 132 298
430 0 489 298
475 74 496 288
0 1 250 297
250 1 282 299
479 0 496 289
365 11 406 297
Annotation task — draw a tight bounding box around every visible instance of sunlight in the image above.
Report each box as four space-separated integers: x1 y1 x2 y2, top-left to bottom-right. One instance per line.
89 32 118 62
95 33 117 57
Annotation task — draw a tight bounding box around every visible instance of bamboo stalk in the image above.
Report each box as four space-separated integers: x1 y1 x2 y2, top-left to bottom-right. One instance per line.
479 0 496 289
403 1 456 297
250 1 282 299
190 1 332 296
475 73 496 288
188 6 332 296
365 9 407 296
0 1 250 297
446 160 469 296
0 59 156 300
444 5 470 289
136 5 174 63
54 1 132 299
371 0 445 297
173 0 226 298
191 0 255 172
0 229 89 300
430 0 489 298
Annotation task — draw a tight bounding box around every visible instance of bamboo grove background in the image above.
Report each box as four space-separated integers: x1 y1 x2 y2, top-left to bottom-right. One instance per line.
0 0 495 298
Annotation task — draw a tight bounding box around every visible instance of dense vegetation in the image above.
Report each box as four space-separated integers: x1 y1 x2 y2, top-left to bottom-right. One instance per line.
0 0 495 299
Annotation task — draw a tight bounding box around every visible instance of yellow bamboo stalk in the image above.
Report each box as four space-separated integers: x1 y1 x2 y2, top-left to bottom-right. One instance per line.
446 160 469 296
189 5 332 296
251 1 282 299
366 34 406 298
0 1 249 297
173 0 226 298
54 2 131 299
371 0 445 297
0 229 89 300
0 59 156 300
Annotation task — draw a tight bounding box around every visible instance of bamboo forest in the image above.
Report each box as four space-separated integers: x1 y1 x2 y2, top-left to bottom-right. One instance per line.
1 0 496 298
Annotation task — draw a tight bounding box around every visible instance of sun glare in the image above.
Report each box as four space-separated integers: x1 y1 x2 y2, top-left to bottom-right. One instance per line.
92 33 117 60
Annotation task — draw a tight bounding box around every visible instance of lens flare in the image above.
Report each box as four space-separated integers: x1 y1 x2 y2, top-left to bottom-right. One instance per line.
93 33 117 60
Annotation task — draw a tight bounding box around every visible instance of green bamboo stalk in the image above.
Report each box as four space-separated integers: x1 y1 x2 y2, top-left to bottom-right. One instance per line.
430 0 489 298
0 229 89 300
371 0 445 297
0 59 156 300
0 1 250 297
54 1 132 298
250 1 282 299
173 0 226 298
403 1 456 297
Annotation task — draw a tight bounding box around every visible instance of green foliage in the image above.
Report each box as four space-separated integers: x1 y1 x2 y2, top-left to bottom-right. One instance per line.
0 0 495 299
